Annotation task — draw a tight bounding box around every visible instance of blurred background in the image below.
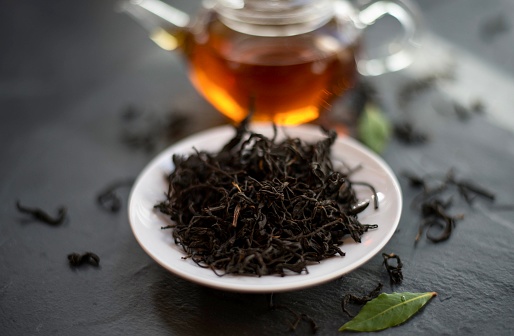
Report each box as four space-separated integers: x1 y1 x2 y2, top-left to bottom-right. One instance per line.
2 0 514 137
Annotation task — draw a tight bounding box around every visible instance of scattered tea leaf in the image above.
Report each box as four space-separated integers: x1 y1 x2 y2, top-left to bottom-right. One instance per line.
357 103 391 153
480 13 509 42
339 291 437 332
393 121 429 145
382 253 403 284
341 282 383 318
16 200 67 226
402 169 497 243
96 178 135 213
269 293 318 333
396 71 455 108
68 252 100 267
120 105 190 153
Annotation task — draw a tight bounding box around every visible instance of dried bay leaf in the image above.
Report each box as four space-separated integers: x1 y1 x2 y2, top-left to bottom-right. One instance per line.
339 291 437 332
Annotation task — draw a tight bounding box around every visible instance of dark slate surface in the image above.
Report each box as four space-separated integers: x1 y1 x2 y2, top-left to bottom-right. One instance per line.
1 0 513 335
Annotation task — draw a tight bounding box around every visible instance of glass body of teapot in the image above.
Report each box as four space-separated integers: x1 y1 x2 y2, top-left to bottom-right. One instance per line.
122 0 420 125
182 0 361 125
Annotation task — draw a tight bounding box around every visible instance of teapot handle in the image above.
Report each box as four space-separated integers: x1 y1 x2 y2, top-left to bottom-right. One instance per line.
354 0 422 76
117 0 190 50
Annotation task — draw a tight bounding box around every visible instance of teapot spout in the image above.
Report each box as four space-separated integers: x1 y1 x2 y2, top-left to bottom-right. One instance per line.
117 0 190 50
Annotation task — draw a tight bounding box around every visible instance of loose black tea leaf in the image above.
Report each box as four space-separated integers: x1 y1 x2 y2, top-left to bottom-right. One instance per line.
318 80 381 138
417 213 458 243
409 169 496 204
16 201 67 226
435 99 486 122
453 101 472 121
470 99 485 115
121 105 143 121
397 72 454 108
456 179 495 202
68 252 100 267
156 120 379 276
393 121 429 145
402 172 427 189
402 169 495 243
163 113 190 142
415 198 464 244
382 253 403 284
480 13 510 42
96 178 135 213
350 80 378 115
340 80 379 120
120 105 191 153
351 182 379 210
270 294 318 333
342 282 383 318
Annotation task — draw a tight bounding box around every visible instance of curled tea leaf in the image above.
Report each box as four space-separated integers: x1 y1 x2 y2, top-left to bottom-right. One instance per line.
339 291 437 332
16 200 67 225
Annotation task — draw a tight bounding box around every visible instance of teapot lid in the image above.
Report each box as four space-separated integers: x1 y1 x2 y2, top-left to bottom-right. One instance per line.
212 0 335 36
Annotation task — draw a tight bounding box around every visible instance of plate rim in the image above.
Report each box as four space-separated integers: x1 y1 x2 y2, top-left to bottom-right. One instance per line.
128 123 402 293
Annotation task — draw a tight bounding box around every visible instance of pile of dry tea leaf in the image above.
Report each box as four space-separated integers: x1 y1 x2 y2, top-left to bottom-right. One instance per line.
155 120 378 276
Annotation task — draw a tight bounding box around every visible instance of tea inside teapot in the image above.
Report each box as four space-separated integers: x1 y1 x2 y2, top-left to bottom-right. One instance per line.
183 0 360 124
121 0 420 125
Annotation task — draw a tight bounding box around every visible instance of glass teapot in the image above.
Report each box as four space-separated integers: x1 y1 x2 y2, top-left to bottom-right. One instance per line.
120 0 420 125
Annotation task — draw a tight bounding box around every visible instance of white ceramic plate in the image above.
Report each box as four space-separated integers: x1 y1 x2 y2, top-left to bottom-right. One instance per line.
128 124 402 293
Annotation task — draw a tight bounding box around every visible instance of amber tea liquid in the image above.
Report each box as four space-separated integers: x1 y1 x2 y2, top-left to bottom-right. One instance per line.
185 19 360 125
